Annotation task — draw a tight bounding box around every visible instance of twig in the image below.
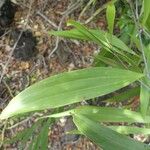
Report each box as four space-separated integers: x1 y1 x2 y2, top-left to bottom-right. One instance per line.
6 112 44 130
20 1 58 29
85 0 117 24
0 31 23 82
40 0 49 12
36 11 58 29
0 30 11 38
0 0 34 82
7 116 32 130
78 0 94 20
48 0 81 58
2 80 14 98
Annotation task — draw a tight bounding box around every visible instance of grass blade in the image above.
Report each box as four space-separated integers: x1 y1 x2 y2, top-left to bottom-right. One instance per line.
73 106 150 123
73 114 149 150
0 67 143 119
110 126 150 135
106 86 140 102
106 3 116 34
140 78 150 117
29 119 52 150
49 21 135 55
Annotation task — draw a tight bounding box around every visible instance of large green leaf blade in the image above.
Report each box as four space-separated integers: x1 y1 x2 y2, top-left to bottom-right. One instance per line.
0 67 143 119
73 106 150 123
73 114 149 150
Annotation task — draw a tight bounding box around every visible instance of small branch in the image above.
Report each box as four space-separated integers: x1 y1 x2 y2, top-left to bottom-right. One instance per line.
7 116 32 130
2 80 14 98
48 0 81 58
36 11 58 29
85 0 117 24
0 31 23 82
78 0 93 20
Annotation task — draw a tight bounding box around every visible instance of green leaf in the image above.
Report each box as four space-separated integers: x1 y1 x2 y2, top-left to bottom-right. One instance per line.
106 3 116 34
67 20 110 48
93 50 141 72
94 55 125 68
140 78 150 117
140 45 150 117
5 119 43 146
142 0 150 25
145 14 150 31
66 129 81 135
73 114 149 150
0 67 144 119
85 0 118 24
106 86 140 102
110 126 150 135
73 106 150 123
49 21 135 55
65 126 150 136
29 119 52 150
145 45 150 74
41 110 72 118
